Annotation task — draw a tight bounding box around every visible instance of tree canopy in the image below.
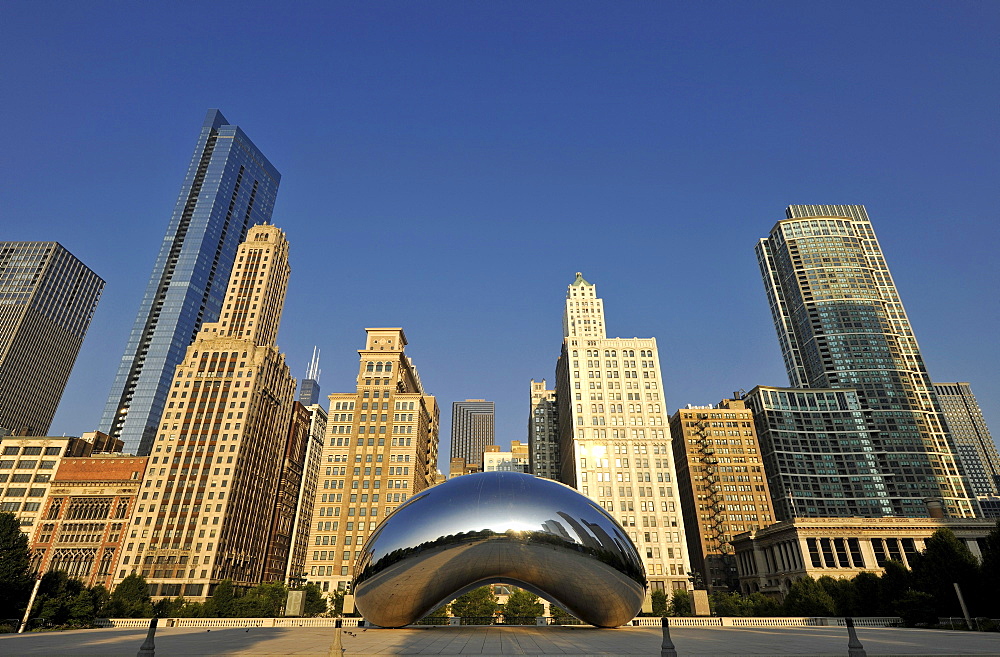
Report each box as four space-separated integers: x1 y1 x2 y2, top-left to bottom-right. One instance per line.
0 511 33 620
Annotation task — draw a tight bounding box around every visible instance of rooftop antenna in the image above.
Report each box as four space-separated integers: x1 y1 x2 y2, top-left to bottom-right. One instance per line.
305 346 321 383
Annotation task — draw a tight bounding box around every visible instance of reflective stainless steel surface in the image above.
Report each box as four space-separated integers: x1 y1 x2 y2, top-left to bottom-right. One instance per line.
353 471 647 628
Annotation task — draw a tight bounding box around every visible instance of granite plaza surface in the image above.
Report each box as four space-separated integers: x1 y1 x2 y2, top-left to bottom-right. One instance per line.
2 624 999 656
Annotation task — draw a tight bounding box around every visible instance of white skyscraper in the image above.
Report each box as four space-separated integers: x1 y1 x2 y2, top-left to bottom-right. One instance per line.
555 273 692 596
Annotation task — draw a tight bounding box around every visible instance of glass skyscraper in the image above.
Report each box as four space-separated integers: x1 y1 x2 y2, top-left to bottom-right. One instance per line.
756 205 974 518
100 110 280 455
0 242 104 436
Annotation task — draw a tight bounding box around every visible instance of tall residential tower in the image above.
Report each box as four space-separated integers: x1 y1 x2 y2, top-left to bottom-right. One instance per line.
555 273 691 595
0 242 104 436
756 205 973 517
933 383 1000 499
101 110 280 455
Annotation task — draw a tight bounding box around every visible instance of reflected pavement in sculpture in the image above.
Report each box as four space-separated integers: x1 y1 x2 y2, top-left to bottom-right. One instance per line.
353 471 647 627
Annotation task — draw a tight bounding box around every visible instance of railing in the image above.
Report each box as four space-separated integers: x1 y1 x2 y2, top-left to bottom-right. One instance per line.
94 615 903 629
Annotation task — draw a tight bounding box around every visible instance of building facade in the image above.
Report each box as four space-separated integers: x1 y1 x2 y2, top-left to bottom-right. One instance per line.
450 399 494 468
529 379 559 479
287 403 326 586
669 399 775 592
555 273 691 594
483 441 530 473
31 454 147 588
303 328 439 595
263 401 312 584
732 516 997 599
0 242 104 436
0 432 121 534
115 224 296 599
742 385 896 520
933 382 1000 500
756 205 972 517
101 110 280 456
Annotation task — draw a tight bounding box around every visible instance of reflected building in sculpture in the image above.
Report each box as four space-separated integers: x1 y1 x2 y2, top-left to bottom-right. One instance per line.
353 471 646 628
303 328 439 594
554 273 692 595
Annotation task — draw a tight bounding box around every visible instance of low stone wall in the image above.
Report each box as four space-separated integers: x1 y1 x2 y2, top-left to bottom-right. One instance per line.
96 616 901 629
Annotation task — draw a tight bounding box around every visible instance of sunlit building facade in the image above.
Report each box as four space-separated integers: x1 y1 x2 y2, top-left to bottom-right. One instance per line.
101 110 280 456
115 225 296 599
757 205 973 517
555 273 691 594
303 328 439 594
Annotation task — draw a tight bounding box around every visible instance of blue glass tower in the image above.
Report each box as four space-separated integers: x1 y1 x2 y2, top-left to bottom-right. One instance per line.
100 110 280 455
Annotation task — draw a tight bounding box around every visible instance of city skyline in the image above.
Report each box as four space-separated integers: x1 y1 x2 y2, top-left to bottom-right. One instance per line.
3 4 997 462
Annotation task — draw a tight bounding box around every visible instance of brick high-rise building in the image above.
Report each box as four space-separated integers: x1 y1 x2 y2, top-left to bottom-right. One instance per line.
0 242 103 436
303 328 439 595
101 110 280 456
115 224 296 599
669 399 775 591
554 273 691 595
757 205 973 517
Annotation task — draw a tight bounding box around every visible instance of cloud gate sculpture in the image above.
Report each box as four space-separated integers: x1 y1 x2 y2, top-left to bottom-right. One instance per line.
353 471 647 628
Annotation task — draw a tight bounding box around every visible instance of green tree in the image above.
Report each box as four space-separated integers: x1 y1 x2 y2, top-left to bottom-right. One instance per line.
669 589 692 616
894 590 937 627
450 586 498 620
329 589 346 616
105 573 153 618
978 520 1000 618
781 577 835 616
549 604 576 623
0 511 33 621
153 596 188 618
650 590 669 616
909 528 980 617
502 589 544 621
709 591 755 616
206 579 236 617
877 560 912 616
235 582 287 617
302 584 327 617
851 571 881 617
748 592 781 616
817 576 857 616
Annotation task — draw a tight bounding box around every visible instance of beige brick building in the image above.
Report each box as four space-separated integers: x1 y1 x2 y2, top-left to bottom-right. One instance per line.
115 225 297 599
303 328 439 594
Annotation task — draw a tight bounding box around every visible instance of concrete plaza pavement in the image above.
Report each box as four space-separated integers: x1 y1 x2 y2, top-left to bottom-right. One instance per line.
1 624 998 656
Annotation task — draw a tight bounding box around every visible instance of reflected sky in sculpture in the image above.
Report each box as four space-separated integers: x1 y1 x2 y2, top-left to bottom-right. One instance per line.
353 471 647 628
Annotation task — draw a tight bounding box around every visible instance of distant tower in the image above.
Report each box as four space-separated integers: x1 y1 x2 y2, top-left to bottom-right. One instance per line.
299 347 322 406
0 242 104 436
450 399 495 468
933 383 1000 498
100 110 280 455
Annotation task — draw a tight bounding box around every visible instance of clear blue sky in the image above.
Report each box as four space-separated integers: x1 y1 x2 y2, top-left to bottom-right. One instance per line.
3 2 998 466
